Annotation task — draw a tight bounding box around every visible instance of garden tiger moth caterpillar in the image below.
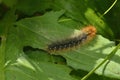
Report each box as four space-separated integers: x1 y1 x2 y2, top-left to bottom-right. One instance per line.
47 25 96 53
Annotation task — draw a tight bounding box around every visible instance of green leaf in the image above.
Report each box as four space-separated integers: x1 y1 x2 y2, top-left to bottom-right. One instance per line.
61 35 120 79
16 10 120 79
0 10 77 80
0 1 120 79
16 0 52 15
6 56 76 80
52 0 114 39
15 10 74 50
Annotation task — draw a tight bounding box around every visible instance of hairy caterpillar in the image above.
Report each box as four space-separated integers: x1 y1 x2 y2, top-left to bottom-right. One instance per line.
45 0 117 53
47 25 96 53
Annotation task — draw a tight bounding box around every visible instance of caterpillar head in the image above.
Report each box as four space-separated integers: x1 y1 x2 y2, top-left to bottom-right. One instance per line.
82 25 96 37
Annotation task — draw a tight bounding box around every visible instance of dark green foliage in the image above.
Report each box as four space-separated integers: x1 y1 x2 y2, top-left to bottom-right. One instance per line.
0 0 120 80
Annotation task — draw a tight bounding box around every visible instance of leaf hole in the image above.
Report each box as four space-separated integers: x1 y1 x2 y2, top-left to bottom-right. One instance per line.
52 55 67 65
23 46 45 53
23 46 67 65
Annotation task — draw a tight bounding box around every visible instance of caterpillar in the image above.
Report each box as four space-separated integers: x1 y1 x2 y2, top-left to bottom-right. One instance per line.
47 25 96 53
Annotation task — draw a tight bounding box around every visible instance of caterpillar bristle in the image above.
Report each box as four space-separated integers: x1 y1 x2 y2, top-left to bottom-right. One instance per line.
47 25 96 53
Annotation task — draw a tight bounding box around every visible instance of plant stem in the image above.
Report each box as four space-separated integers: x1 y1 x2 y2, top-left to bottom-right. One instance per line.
103 0 117 16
